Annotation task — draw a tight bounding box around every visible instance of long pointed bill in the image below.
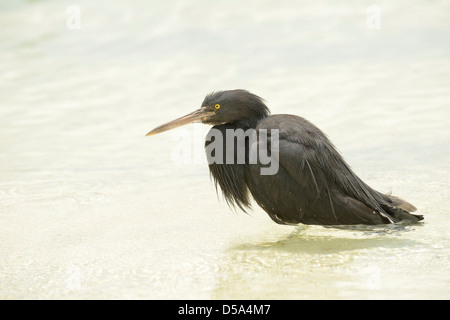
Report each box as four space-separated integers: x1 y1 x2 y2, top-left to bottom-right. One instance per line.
146 108 214 136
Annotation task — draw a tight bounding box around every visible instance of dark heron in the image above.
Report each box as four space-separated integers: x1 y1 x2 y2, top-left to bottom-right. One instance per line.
146 89 423 225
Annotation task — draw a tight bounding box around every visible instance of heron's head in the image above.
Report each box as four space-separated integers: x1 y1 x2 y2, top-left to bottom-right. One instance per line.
146 89 270 136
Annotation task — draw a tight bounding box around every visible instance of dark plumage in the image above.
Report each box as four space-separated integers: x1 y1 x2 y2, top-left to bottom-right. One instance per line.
147 89 423 225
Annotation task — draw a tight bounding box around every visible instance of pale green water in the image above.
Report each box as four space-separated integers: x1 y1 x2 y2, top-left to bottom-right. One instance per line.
0 0 449 299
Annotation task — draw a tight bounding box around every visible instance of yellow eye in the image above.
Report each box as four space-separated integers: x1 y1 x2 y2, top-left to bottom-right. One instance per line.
214 104 221 110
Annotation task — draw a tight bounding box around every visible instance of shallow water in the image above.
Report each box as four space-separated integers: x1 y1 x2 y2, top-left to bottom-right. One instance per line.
1 0 449 299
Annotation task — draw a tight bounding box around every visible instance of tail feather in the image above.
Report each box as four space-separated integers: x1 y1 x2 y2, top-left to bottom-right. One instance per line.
373 191 423 222
388 195 417 212
379 194 423 222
